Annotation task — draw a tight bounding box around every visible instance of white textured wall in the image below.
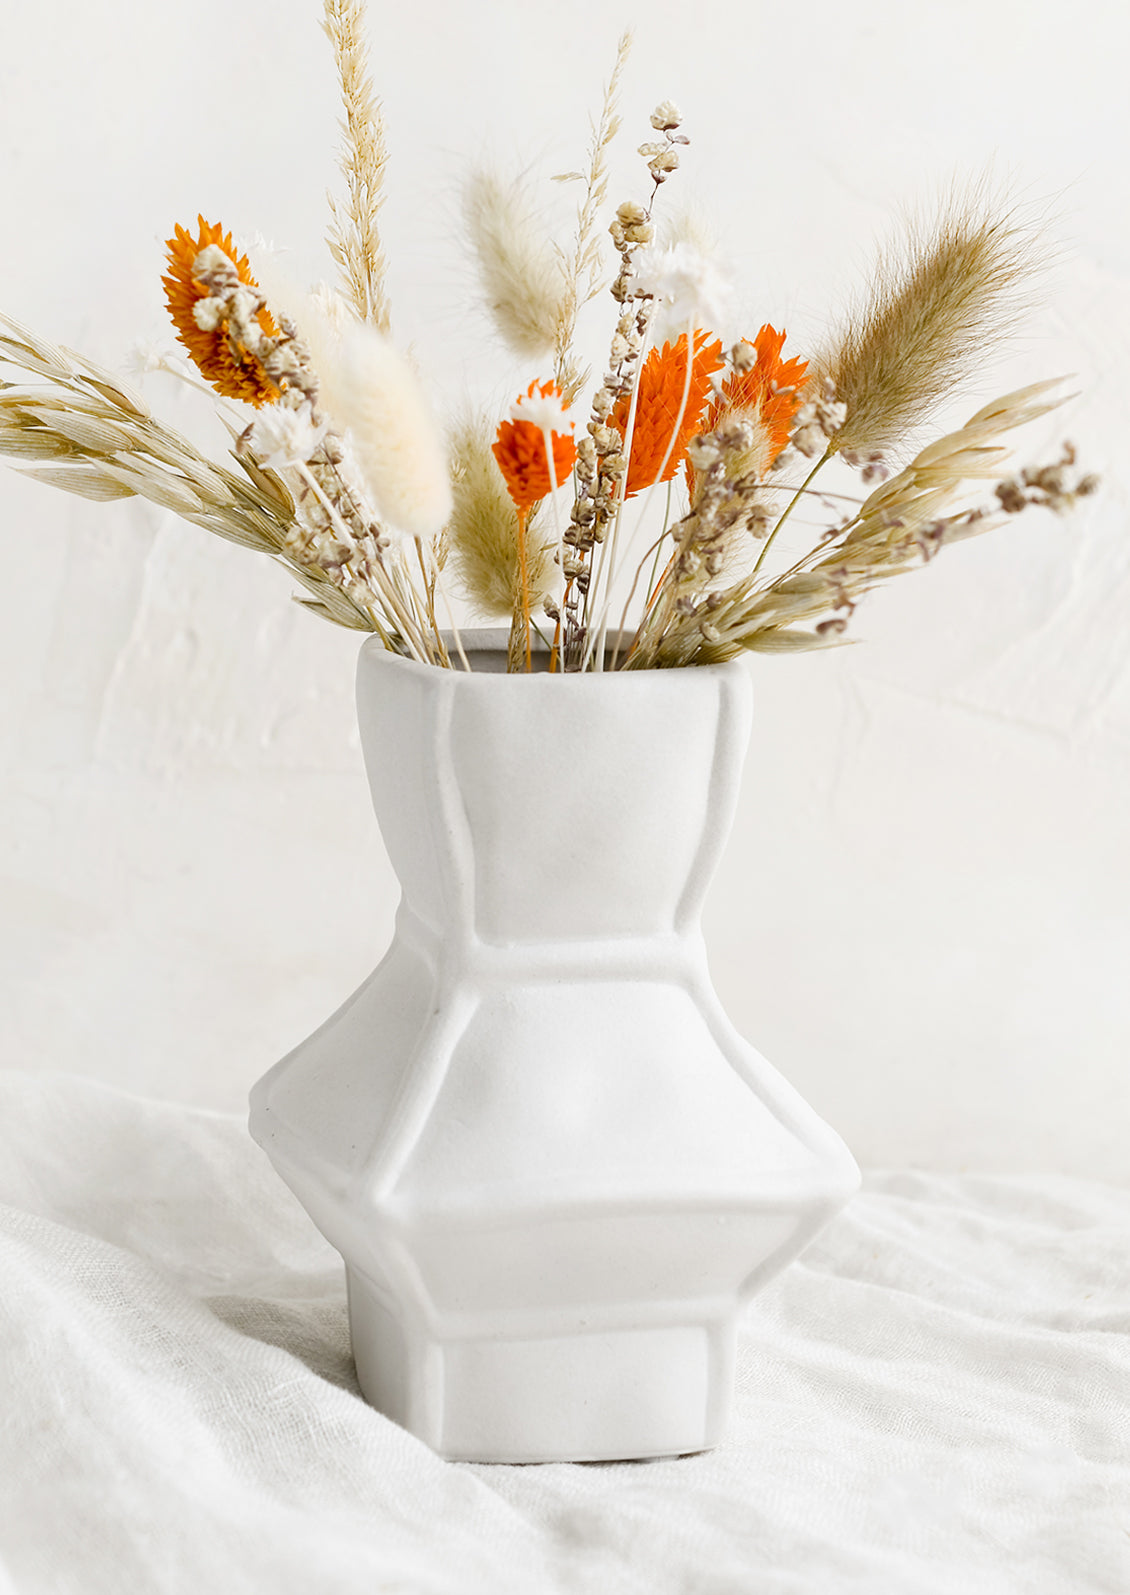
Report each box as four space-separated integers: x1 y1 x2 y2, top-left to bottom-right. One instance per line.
1 0 1127 1179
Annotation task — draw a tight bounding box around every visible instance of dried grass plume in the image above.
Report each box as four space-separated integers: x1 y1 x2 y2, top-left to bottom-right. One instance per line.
463 170 568 362
323 0 391 331
814 186 1042 457
448 415 554 617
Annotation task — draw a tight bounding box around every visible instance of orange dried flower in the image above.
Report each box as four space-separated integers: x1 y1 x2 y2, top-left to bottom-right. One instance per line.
705 324 808 466
492 380 577 512
612 331 725 499
162 216 281 406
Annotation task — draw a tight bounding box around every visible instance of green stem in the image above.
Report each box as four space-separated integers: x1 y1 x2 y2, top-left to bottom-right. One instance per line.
751 445 835 579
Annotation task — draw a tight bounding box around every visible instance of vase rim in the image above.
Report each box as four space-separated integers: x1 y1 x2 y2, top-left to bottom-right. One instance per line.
359 629 749 681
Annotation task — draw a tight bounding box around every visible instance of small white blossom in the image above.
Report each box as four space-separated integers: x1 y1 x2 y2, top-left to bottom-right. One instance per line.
192 297 226 332
650 149 681 176
792 423 828 459
632 242 731 331
650 100 683 131
248 404 327 469
127 339 172 375
510 388 572 433
686 434 722 470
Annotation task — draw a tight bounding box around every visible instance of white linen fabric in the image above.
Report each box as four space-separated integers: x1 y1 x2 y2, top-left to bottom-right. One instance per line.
0 1068 1126 1595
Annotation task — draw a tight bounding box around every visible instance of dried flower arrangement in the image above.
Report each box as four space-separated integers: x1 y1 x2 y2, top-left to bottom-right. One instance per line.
0 5 1097 675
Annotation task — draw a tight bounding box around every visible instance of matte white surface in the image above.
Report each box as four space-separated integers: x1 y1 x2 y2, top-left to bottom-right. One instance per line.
251 644 858 1460
2 1069 1127 1593
1 0 1128 1178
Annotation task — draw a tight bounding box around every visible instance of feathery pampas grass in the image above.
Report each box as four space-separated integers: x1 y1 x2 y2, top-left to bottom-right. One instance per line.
323 0 391 331
814 187 1039 458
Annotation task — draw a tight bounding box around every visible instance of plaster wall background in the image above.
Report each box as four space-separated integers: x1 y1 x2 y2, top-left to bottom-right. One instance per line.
0 0 1127 1179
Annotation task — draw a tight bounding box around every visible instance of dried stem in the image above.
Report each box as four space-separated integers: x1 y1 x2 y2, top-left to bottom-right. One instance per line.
553 29 632 401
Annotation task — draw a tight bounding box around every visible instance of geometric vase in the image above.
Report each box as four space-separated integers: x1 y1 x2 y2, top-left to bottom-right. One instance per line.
249 633 859 1462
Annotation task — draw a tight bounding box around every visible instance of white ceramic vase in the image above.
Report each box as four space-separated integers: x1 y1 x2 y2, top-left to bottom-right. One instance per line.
249 633 860 1463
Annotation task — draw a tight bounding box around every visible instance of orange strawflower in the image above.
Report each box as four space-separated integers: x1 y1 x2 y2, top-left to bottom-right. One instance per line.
611 331 725 499
705 324 808 466
492 380 577 512
162 216 281 406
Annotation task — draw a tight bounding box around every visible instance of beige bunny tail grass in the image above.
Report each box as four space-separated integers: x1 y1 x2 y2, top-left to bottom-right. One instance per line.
814 183 1043 457
463 169 568 362
327 326 452 540
447 414 554 617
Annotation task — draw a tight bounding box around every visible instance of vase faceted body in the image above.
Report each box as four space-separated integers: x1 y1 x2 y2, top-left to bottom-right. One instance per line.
249 636 859 1463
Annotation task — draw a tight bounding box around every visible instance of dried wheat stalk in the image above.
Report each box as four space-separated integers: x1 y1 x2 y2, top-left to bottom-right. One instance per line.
551 29 633 402
323 0 391 332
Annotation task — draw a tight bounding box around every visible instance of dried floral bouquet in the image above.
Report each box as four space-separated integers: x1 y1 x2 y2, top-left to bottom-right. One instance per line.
0 5 1096 676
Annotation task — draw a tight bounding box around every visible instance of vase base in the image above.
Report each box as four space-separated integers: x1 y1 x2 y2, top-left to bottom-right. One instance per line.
347 1267 734 1464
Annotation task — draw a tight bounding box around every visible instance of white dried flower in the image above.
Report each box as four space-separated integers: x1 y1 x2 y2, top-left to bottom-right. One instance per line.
323 327 452 540
648 148 681 178
509 388 572 433
192 298 226 332
792 382 848 457
127 339 171 375
248 404 327 469
632 241 731 331
686 434 722 469
650 100 683 131
793 423 829 459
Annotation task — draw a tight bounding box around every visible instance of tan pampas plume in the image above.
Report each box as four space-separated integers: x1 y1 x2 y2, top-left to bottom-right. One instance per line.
447 415 555 617
814 185 1042 458
324 327 452 539
323 0 391 331
463 170 568 362
552 29 632 399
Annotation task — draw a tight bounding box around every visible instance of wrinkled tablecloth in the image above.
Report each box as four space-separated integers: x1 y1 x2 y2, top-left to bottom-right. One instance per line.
0 1068 1127 1595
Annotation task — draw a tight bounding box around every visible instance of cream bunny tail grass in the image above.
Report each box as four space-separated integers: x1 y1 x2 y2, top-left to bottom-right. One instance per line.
325 327 452 539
